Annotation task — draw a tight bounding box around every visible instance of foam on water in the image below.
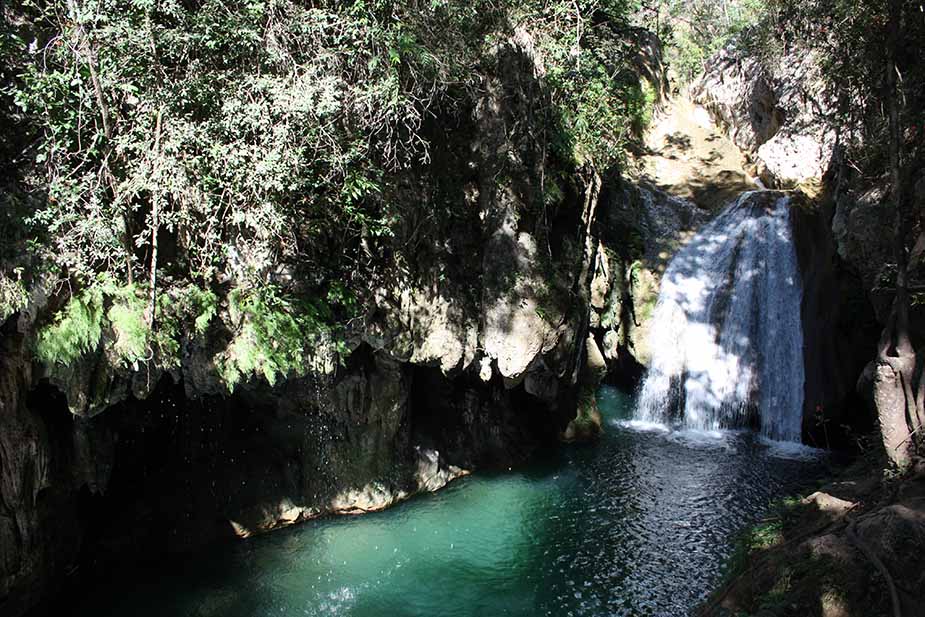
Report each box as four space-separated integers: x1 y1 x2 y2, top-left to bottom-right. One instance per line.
665 428 737 451
615 419 740 451
759 437 826 461
613 419 671 433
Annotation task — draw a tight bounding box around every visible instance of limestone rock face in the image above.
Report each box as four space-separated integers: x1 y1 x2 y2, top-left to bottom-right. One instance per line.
590 180 706 379
562 333 606 443
362 284 479 376
0 329 86 617
357 30 590 393
481 227 560 382
783 150 919 453
789 199 880 445
691 50 781 154
829 177 925 350
692 46 834 188
832 186 897 318
472 35 590 391
0 29 601 617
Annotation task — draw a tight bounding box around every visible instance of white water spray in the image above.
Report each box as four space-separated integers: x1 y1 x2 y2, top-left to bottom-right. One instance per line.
635 192 804 442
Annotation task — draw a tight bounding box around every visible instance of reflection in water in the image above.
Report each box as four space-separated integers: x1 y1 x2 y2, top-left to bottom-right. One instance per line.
636 192 805 441
73 387 830 617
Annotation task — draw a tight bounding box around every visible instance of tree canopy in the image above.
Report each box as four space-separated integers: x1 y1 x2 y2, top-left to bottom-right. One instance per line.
1 0 655 386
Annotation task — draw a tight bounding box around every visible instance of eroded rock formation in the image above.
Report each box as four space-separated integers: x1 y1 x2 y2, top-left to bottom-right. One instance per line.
691 45 834 189
0 32 603 617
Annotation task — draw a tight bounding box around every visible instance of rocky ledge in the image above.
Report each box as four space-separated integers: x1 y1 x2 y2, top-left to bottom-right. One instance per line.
691 45 834 189
702 459 925 617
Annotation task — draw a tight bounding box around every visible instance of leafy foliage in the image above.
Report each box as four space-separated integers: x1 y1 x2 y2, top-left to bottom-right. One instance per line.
0 269 28 323
36 284 105 366
520 0 654 166
218 285 335 390
183 286 219 335
4 0 655 383
637 0 770 82
7 0 509 287
751 0 925 172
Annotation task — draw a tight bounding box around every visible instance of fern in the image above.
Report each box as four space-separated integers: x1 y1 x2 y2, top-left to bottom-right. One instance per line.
216 285 338 391
107 287 149 365
36 286 105 366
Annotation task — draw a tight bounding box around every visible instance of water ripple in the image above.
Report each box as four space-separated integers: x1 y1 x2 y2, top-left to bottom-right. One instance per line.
72 386 832 617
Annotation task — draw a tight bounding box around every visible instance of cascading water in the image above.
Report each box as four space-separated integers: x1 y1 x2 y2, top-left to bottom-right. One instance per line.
635 191 805 442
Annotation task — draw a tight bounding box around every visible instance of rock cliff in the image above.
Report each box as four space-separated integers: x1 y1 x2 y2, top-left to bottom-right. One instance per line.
691 45 834 189
689 42 897 444
0 32 605 617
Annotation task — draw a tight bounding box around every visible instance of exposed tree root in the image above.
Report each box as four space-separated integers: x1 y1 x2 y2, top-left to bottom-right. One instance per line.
845 518 903 617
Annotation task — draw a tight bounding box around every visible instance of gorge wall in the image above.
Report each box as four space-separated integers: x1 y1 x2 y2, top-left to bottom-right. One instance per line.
3 20 910 617
587 41 889 445
0 34 607 617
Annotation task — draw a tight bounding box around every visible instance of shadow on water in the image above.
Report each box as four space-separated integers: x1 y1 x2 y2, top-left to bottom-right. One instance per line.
70 386 835 617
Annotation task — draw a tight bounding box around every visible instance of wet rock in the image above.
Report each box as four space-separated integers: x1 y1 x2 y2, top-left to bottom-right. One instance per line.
789 198 880 445
0 331 85 617
592 180 707 374
562 334 607 442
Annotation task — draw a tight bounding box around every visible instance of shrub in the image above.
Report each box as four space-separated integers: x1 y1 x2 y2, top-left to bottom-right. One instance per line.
0 269 28 323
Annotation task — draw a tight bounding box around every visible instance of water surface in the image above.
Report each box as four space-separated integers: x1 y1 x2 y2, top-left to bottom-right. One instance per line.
75 387 831 617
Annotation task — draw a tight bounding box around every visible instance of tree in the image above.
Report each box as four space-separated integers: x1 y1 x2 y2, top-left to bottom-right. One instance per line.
767 0 925 466
2 0 655 385
867 0 924 468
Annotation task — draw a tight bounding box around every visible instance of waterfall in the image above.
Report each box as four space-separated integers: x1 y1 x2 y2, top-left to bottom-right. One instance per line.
635 191 804 442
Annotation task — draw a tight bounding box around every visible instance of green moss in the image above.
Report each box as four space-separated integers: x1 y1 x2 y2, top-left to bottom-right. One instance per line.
717 495 804 590
757 566 793 612
631 264 658 325
543 175 565 208
564 385 604 442
749 519 785 550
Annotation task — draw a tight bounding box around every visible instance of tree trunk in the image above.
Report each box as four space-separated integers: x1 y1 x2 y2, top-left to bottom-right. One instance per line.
570 167 602 385
870 0 919 468
147 108 164 330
